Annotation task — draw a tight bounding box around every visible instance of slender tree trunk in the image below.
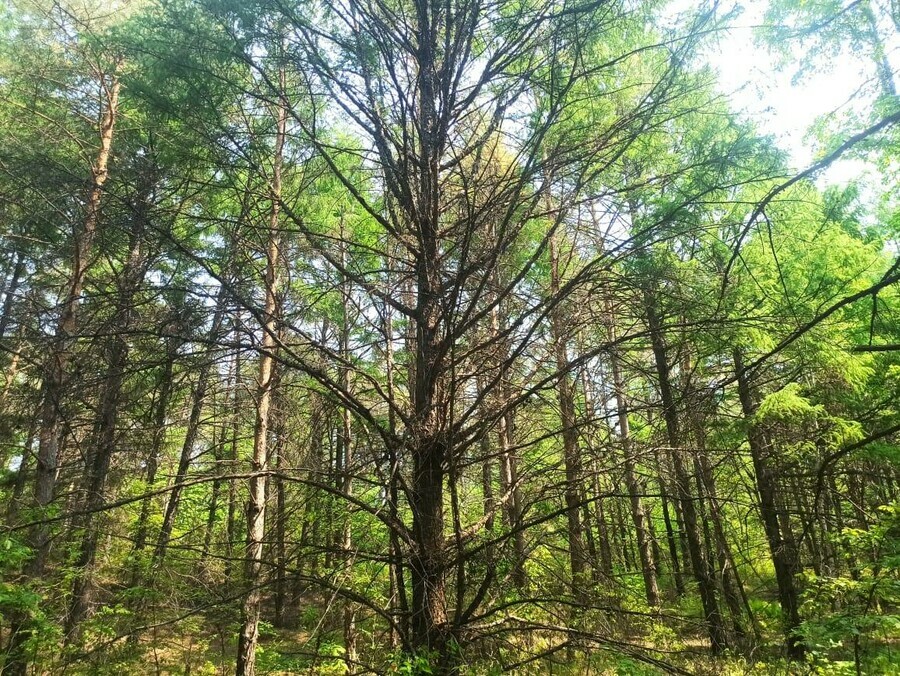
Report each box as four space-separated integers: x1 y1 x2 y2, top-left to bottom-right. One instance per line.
154 289 228 564
477 377 496 546
236 70 286 676
338 229 357 667
383 288 409 646
201 418 224 568
606 305 660 606
653 446 685 597
29 73 120 579
225 314 242 583
697 451 755 640
271 382 288 627
549 232 587 590
733 348 804 659
491 300 526 588
7 418 37 523
645 290 727 654
0 252 25 340
132 336 179 564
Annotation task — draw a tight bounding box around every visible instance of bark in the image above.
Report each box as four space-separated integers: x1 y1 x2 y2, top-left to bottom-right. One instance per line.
734 348 804 659
549 232 587 590
408 277 450 655
606 305 660 606
236 70 286 676
645 290 727 654
403 26 453 655
406 183 452 659
30 73 120 578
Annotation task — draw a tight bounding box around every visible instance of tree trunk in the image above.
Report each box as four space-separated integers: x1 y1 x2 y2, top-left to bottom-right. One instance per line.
235 69 286 676
383 288 409 646
132 335 179 563
0 252 25 339
491 298 526 589
271 383 288 627
549 232 587 590
645 290 727 654
201 417 224 568
733 348 804 659
606 304 660 606
225 313 242 583
338 231 357 668
29 73 120 578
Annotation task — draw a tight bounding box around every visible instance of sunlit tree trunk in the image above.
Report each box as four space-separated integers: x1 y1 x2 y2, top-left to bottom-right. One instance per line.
30 72 120 578
236 68 287 676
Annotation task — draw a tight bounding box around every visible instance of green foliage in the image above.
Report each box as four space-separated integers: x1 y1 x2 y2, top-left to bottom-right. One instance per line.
800 503 900 670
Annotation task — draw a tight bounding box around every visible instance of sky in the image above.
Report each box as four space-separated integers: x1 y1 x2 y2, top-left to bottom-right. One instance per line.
697 1 898 187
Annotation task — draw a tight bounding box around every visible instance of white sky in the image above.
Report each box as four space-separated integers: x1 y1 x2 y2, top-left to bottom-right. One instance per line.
699 1 899 187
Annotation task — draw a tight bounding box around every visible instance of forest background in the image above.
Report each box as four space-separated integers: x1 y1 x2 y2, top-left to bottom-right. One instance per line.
0 0 899 674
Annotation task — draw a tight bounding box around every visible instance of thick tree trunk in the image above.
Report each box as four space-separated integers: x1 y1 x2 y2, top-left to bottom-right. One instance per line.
408 286 450 656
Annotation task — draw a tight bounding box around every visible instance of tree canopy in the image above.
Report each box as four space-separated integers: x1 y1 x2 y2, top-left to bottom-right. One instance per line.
0 0 899 673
